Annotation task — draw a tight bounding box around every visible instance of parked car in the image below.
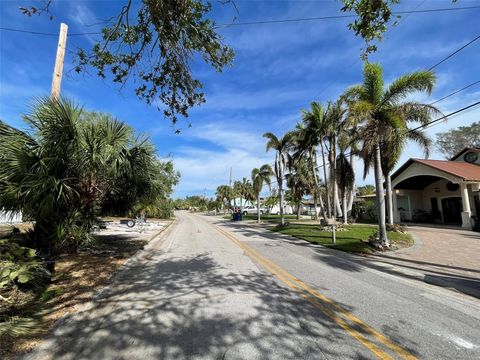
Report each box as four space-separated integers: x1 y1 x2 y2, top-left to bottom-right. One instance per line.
268 204 293 215
242 205 266 215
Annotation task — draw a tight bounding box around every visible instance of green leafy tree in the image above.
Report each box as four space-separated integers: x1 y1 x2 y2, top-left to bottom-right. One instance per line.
216 185 232 214
285 157 310 220
297 103 331 221
20 0 234 126
340 0 459 59
435 122 480 159
357 185 375 196
343 63 438 246
251 165 273 223
0 97 170 257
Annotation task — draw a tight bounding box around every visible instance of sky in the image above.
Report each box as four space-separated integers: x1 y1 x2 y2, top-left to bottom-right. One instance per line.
1 0 479 199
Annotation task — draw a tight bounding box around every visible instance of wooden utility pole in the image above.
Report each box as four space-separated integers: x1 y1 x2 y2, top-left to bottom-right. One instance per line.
50 23 68 99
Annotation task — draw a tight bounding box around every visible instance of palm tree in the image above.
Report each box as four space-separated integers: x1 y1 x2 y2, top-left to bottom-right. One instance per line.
233 180 242 208
251 164 273 223
344 62 439 246
335 111 357 224
216 185 232 214
301 102 332 220
286 157 310 220
263 132 292 226
0 97 161 258
363 127 431 225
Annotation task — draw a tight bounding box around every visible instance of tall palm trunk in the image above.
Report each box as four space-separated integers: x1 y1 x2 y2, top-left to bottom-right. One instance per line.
309 148 318 220
347 154 355 212
343 192 348 224
257 194 261 224
313 191 319 220
320 141 331 218
385 173 394 226
374 143 388 245
278 157 285 226
332 157 337 244
297 201 301 220
311 149 328 221
335 186 343 217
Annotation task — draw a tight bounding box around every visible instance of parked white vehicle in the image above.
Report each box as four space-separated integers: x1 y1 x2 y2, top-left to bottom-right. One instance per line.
242 205 266 215
268 204 293 215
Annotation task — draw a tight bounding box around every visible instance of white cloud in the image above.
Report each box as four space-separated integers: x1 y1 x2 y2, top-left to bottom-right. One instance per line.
68 2 100 44
171 123 275 197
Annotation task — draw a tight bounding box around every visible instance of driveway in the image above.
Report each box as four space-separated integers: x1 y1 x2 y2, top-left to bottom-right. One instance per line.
367 225 480 297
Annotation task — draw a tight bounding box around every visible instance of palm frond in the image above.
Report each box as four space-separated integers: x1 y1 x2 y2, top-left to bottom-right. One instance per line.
382 71 436 106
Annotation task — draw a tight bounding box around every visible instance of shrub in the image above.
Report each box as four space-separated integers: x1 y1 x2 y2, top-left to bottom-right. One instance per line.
0 240 50 295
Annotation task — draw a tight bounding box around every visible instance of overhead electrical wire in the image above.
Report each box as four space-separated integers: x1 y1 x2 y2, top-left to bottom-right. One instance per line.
428 34 480 70
216 6 480 28
264 98 480 187
1 5 479 36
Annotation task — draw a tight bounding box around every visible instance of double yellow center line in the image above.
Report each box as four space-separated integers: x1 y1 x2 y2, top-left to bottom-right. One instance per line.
214 225 417 360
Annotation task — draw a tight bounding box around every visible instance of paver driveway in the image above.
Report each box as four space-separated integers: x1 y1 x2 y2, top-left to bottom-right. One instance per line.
368 225 480 297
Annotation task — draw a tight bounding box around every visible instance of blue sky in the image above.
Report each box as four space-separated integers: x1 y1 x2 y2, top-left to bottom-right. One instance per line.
1 0 479 198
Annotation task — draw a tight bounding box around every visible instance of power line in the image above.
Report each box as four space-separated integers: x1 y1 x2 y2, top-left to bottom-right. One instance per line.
428 34 480 71
265 99 480 186
1 6 479 37
430 80 480 105
216 6 480 27
411 101 480 132
0 27 101 36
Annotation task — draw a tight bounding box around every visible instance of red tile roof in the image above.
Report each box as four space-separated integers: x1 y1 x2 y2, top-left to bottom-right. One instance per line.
413 159 480 181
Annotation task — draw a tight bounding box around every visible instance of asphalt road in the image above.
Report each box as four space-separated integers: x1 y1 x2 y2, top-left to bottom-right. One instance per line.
25 211 480 360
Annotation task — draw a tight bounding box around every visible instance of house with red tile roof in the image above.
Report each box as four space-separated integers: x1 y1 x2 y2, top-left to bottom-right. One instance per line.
391 148 480 229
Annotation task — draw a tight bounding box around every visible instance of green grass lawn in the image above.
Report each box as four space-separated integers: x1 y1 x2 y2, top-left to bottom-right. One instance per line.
271 224 413 253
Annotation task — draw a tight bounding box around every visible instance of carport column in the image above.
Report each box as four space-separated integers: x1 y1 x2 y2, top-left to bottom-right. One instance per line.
460 183 472 229
392 190 400 223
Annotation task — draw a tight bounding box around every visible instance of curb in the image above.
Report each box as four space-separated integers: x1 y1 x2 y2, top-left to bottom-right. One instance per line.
21 219 178 360
216 219 480 300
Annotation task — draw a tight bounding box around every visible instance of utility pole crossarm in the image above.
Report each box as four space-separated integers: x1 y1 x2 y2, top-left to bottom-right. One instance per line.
50 23 68 99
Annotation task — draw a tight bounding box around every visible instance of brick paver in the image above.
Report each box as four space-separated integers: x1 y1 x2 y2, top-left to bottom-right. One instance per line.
370 225 480 280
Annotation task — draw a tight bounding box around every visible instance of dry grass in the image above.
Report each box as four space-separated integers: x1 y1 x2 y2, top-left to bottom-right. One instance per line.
0 233 151 359
2 253 127 358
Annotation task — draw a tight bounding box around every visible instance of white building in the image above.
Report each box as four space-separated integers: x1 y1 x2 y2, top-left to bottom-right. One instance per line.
391 147 480 229
0 210 22 224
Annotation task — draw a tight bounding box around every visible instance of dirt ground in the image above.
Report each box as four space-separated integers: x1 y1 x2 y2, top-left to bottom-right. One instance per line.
0 218 172 359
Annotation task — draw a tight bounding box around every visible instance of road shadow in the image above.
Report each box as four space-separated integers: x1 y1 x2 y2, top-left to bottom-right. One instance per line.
216 220 480 299
28 249 417 360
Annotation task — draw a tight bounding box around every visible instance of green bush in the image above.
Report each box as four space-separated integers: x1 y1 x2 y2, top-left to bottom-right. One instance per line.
0 240 50 295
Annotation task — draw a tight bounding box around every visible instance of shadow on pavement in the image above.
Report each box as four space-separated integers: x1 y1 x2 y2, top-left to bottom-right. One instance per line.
31 249 408 359
217 220 480 299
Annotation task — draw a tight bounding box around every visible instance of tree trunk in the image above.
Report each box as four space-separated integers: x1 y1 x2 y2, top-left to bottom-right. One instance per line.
320 141 331 218
317 190 327 224
311 149 328 222
313 191 319 220
278 159 285 226
297 201 301 220
343 191 348 224
374 143 388 246
332 154 337 244
257 194 261 224
347 154 355 212
385 173 394 226
335 185 343 217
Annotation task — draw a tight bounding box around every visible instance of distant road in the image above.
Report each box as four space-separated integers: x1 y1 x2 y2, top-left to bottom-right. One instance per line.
26 211 480 360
